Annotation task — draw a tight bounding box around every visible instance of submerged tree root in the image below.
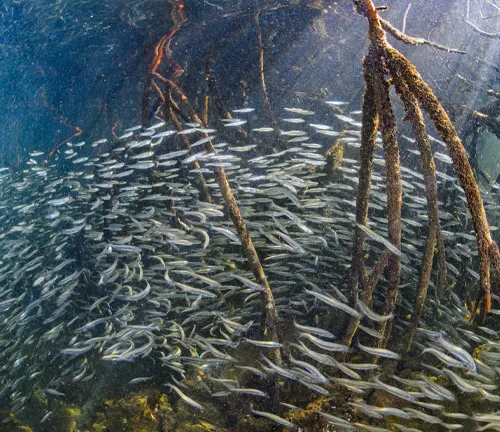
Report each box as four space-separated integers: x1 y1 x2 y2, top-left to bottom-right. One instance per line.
367 48 403 350
392 75 441 351
140 23 282 363
347 0 500 352
387 48 500 316
342 57 379 350
166 79 282 364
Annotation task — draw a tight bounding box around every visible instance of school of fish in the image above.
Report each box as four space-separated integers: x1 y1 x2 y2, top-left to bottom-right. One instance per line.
1 102 500 431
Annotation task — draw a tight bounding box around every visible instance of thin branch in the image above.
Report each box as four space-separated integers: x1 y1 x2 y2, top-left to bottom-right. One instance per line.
402 3 412 34
466 19 500 38
485 0 500 12
254 10 283 148
255 11 273 123
380 18 467 54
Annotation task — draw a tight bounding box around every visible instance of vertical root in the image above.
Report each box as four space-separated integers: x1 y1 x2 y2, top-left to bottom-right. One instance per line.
392 75 440 351
254 10 273 124
342 53 379 348
254 10 283 149
368 53 403 349
215 165 281 363
202 95 210 126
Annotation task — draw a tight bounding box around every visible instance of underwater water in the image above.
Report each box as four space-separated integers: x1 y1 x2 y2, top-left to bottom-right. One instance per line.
1 0 500 431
